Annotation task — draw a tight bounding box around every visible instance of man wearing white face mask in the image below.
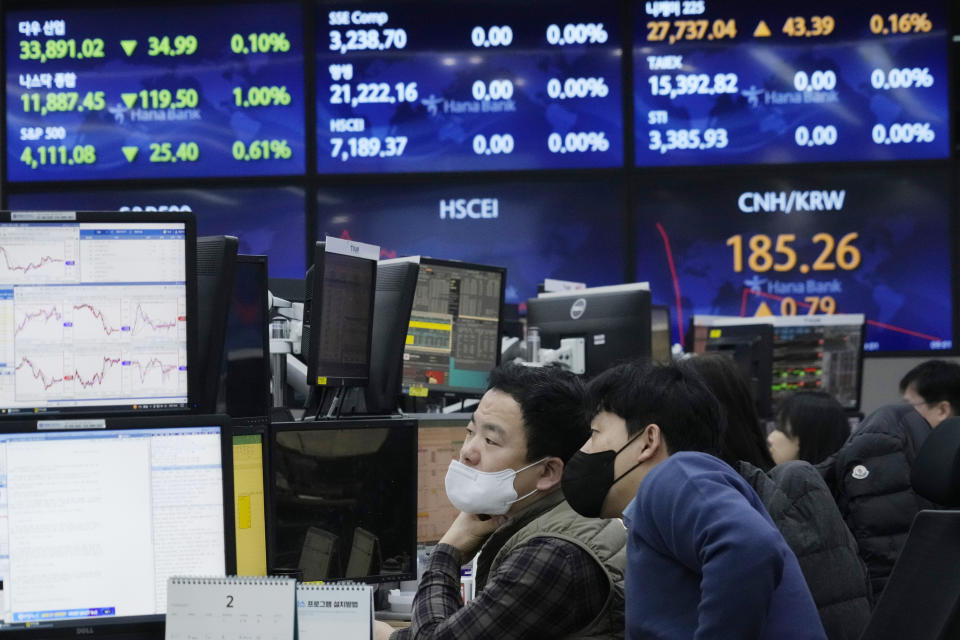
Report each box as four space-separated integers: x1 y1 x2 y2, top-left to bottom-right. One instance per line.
374 364 626 640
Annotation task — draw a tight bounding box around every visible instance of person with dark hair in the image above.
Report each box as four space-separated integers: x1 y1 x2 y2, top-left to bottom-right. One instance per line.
682 358 872 638
375 363 626 640
680 353 775 470
817 360 960 600
561 361 825 639
769 391 851 465
899 359 960 428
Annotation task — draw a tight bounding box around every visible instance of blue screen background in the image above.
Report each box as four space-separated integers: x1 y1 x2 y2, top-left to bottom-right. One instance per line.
7 186 306 278
317 179 625 305
317 1 623 173
634 0 949 166
634 166 953 352
1 0 954 355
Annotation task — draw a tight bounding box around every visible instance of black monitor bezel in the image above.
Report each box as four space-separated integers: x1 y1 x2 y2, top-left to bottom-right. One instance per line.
702 322 776 420
304 241 378 388
0 413 235 638
195 235 239 413
267 417 418 585
0 210 199 419
364 259 420 415
219 255 271 425
401 257 506 399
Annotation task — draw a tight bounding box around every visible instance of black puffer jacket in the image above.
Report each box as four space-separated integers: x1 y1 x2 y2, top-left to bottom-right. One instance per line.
816 404 937 600
739 460 872 640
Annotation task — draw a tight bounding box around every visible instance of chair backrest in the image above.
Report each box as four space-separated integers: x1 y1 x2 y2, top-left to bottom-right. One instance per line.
860 510 960 640
912 417 960 507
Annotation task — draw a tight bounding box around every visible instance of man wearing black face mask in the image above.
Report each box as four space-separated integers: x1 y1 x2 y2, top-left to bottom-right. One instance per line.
562 362 826 639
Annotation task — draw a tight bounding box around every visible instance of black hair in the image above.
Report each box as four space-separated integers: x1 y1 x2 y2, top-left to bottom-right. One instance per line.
585 361 722 456
775 391 850 465
680 353 775 471
899 360 960 413
486 363 589 463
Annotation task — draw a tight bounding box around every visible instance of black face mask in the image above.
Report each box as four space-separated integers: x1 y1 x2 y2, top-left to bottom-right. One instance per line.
562 431 644 518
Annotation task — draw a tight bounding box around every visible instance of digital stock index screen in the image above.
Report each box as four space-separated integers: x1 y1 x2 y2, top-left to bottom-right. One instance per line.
317 2 623 173
634 0 949 166
317 179 625 305
635 166 953 353
0 217 190 415
5 3 305 182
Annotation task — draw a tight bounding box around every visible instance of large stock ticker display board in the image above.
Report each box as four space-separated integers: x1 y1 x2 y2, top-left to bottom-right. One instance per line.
1 1 955 353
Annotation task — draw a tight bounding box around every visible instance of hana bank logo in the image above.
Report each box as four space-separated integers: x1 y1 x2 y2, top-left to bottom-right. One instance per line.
108 103 127 124
421 94 444 116
741 85 764 107
421 93 515 116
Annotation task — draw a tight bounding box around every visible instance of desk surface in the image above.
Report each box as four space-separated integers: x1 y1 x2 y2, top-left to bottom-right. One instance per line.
375 613 411 629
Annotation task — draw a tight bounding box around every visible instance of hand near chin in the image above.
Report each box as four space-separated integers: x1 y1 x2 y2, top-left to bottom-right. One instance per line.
373 620 396 640
439 511 506 559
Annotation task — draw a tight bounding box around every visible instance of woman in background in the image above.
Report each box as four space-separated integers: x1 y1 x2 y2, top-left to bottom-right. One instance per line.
680 353 775 471
769 391 851 465
683 356 872 639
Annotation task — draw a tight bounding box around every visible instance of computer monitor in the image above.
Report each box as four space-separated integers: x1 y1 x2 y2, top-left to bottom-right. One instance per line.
232 425 269 577
0 415 233 637
269 419 417 584
302 238 378 388
692 316 775 419
771 314 866 412
196 236 238 413
691 314 865 414
217 255 271 424
364 259 420 415
0 211 196 417
526 283 652 378
400 258 505 398
501 303 523 340
415 415 469 544
651 305 672 364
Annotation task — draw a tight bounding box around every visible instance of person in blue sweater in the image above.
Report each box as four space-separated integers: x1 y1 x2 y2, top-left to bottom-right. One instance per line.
562 361 827 639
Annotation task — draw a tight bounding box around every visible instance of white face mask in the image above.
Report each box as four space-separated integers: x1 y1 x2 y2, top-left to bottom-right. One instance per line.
444 458 547 515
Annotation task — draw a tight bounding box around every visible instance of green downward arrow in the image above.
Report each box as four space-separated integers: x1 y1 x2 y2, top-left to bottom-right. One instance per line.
121 93 138 109
120 40 138 56
122 146 139 162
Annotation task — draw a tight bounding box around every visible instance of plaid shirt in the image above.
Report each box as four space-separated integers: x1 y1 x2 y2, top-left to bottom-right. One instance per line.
390 537 608 640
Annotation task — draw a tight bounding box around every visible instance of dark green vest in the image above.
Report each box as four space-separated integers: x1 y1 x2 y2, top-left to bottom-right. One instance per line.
475 491 626 639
